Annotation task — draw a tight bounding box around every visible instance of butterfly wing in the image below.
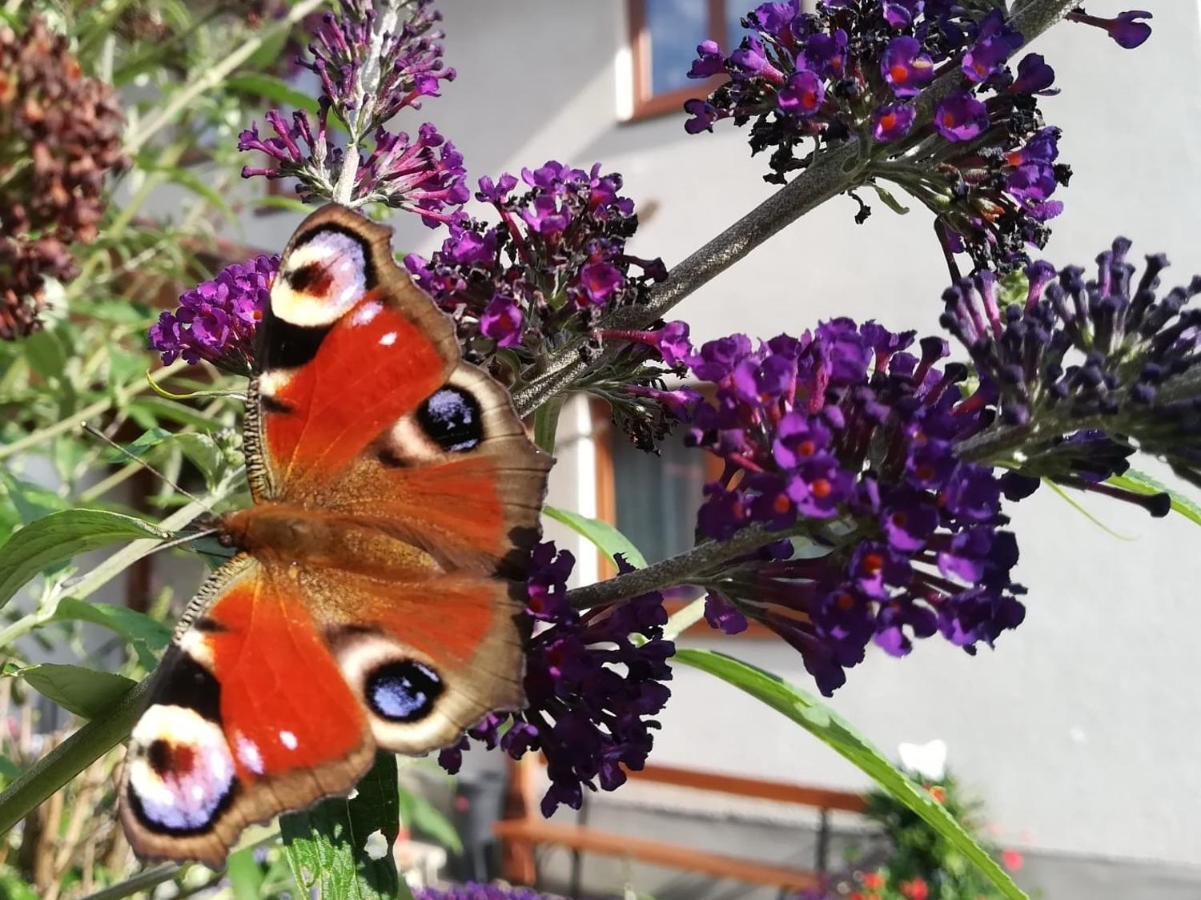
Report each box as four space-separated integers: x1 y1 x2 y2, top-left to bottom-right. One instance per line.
123 205 550 864
121 556 375 866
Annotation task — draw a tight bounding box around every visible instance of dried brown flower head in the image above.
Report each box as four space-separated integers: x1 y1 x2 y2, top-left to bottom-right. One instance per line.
0 17 126 339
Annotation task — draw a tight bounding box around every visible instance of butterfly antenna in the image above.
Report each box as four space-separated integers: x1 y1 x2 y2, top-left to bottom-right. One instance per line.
150 527 222 555
80 421 205 505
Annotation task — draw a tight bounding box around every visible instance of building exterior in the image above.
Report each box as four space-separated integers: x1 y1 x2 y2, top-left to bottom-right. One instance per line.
227 2 1201 896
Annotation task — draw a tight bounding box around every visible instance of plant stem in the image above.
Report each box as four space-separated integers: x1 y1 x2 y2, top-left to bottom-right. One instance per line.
121 0 327 156
512 0 1079 419
0 361 184 463
0 678 152 838
564 523 786 610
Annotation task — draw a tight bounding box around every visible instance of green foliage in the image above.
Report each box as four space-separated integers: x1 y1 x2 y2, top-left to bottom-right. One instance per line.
3 662 136 719
856 769 1015 899
675 648 1027 900
0 509 167 610
544 504 649 568
1109 468 1201 527
281 753 413 900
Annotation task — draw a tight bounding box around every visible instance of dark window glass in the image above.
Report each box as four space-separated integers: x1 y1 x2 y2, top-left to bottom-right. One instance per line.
646 0 709 95
612 432 707 563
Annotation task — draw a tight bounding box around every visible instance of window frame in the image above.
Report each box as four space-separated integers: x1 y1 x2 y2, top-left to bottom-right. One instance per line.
625 0 729 122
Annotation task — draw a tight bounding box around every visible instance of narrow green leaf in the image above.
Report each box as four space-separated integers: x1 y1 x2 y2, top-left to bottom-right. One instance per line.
77 863 180 900
227 846 266 900
52 597 171 668
675 648 1027 900
129 396 224 431
0 510 168 612
253 195 316 215
398 785 463 854
870 183 910 215
544 505 648 569
122 428 225 490
281 753 412 900
1109 468 1201 527
0 470 67 525
5 663 136 720
226 72 322 116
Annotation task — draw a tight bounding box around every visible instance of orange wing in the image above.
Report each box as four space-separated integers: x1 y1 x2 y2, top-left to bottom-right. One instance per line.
122 205 551 865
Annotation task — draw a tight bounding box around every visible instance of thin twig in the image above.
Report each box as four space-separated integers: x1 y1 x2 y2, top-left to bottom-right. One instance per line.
564 523 783 610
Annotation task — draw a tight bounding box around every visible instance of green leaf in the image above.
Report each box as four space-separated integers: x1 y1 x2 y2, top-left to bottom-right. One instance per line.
227 846 266 900
398 785 463 854
675 648 1027 900
0 470 67 526
281 753 412 900
227 72 323 116
129 395 225 431
870 183 910 215
52 597 171 668
253 194 316 215
544 505 648 569
5 663 136 719
1108 468 1201 527
0 509 168 612
123 428 225 490
22 328 69 381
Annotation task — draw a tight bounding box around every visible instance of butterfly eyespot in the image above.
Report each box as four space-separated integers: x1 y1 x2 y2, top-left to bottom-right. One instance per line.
365 660 443 723
417 387 483 452
286 262 332 294
127 705 236 836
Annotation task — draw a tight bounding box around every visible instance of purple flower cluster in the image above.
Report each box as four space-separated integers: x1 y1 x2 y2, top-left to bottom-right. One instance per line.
148 255 277 375
683 2 1093 272
301 0 454 127
649 322 1027 695
439 545 673 816
406 161 666 368
237 0 466 219
943 239 1201 492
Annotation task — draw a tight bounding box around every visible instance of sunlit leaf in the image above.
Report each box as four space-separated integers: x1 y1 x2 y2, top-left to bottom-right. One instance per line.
544 505 648 569
676 648 1027 900
4 662 136 719
398 785 463 855
1108 468 1201 527
0 509 168 612
281 753 412 900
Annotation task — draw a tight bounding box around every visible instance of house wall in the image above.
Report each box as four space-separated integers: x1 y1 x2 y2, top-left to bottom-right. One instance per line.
230 0 1201 882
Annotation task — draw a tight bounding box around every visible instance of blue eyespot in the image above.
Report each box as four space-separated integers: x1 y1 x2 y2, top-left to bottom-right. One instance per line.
366 660 443 723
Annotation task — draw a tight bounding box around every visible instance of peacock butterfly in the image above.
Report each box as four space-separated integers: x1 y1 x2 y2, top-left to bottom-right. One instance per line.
120 205 552 865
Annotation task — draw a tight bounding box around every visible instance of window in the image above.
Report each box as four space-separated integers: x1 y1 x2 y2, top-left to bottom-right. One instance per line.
626 0 767 120
592 401 771 637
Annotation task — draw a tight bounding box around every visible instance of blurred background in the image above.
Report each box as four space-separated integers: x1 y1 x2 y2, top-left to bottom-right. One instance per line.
4 1 1201 898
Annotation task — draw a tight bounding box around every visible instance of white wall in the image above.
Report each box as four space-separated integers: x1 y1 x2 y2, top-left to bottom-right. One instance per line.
237 1 1201 870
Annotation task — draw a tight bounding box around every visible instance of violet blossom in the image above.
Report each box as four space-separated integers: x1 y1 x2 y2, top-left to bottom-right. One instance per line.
439 545 673 817
237 0 466 218
681 2 1149 273
406 161 665 371
650 321 1026 695
148 255 277 376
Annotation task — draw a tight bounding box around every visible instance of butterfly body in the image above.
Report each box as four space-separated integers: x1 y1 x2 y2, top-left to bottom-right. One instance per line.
120 206 551 866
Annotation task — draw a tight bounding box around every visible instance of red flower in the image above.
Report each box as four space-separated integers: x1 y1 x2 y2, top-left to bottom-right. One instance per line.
1003 848 1025 871
901 878 930 900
